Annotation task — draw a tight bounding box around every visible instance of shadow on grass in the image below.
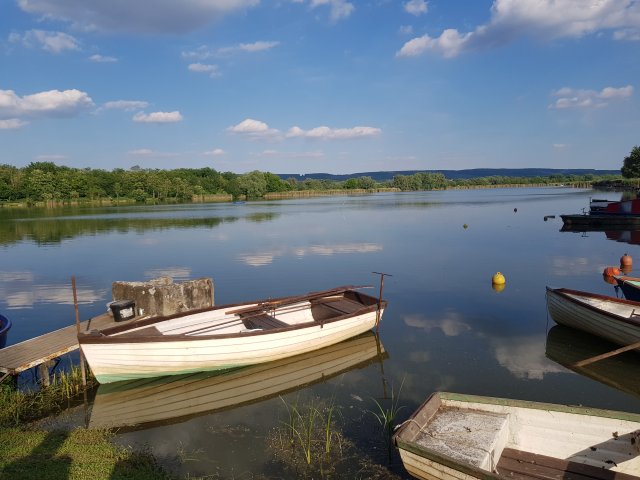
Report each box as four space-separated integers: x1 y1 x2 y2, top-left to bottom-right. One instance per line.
1 430 71 480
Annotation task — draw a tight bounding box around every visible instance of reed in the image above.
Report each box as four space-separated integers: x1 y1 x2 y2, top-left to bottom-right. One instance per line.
368 377 405 450
0 365 96 427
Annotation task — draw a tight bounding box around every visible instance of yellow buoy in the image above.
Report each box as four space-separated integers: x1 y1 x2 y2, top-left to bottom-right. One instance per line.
492 272 506 285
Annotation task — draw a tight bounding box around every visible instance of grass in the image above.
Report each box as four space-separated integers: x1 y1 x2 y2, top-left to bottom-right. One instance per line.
0 427 174 480
0 365 97 427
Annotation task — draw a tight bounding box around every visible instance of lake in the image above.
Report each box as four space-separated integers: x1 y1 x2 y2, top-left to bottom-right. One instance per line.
2 187 638 478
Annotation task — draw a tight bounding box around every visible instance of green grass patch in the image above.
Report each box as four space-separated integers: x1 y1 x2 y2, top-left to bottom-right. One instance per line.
0 427 173 480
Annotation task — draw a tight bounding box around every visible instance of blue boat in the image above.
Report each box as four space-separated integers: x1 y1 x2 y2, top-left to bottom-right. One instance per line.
0 314 11 348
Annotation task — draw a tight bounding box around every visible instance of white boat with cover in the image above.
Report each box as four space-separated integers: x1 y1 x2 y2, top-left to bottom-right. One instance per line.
79 285 386 384
393 391 640 480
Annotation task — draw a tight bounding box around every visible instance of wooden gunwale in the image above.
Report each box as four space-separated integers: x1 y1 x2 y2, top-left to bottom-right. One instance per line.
79 303 384 344
547 287 640 329
78 291 385 344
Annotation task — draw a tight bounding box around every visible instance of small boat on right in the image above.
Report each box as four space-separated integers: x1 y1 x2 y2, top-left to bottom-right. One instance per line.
615 275 640 302
393 391 640 480
545 286 640 348
561 198 640 227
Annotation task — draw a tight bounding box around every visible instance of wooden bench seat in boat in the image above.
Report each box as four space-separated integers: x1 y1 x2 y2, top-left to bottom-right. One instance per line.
241 313 288 330
311 298 364 321
496 448 638 480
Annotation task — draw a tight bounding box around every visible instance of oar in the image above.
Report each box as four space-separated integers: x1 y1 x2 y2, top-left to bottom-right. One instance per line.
225 285 371 315
572 340 640 367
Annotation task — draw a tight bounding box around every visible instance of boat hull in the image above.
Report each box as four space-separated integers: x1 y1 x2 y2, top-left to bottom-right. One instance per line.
615 276 640 302
82 311 379 383
545 287 640 347
561 213 640 227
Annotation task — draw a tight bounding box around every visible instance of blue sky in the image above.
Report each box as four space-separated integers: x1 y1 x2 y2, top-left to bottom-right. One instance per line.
1 0 638 174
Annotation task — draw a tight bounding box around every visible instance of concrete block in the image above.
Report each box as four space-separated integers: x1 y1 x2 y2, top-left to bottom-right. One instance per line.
111 276 214 317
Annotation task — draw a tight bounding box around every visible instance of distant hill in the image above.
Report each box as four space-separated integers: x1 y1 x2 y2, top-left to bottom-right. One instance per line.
277 168 620 182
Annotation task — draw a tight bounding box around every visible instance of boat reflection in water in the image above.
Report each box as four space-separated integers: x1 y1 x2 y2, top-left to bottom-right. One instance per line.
545 325 640 399
89 332 387 431
560 224 640 246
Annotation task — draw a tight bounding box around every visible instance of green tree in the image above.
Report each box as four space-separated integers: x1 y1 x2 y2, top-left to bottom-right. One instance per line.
238 171 267 198
621 146 640 178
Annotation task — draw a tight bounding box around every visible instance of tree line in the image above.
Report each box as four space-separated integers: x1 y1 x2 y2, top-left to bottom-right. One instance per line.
0 161 622 204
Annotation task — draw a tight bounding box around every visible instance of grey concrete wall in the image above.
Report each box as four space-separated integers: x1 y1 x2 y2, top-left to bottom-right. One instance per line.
111 276 214 317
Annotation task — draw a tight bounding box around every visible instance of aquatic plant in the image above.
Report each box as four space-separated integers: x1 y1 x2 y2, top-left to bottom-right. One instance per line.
368 377 405 454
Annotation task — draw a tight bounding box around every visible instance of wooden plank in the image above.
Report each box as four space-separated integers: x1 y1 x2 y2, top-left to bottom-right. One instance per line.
497 448 637 480
0 313 133 375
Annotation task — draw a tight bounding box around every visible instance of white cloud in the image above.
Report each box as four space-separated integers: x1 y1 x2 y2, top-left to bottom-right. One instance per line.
204 148 226 156
0 88 94 119
17 0 261 34
257 149 324 159
549 85 633 109
227 118 281 140
404 0 428 16
217 41 280 55
9 29 80 53
103 100 149 111
553 143 569 150
36 154 67 160
399 25 414 35
397 0 640 58
0 119 28 129
188 63 221 78
286 125 382 139
614 28 640 40
308 0 354 22
127 148 181 157
183 41 280 60
89 54 117 62
133 111 183 123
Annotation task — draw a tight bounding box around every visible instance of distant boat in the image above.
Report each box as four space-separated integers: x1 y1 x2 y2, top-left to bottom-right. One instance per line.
561 198 640 227
0 314 11 349
79 285 386 384
89 332 387 430
545 324 640 400
615 275 640 301
546 286 640 348
393 391 640 480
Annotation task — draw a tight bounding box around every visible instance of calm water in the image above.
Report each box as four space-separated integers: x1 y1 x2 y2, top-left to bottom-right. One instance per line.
2 187 639 478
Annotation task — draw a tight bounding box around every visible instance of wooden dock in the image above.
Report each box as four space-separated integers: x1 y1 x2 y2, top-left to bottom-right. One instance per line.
0 313 135 377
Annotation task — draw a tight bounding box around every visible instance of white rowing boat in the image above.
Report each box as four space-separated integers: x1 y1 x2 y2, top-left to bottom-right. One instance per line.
393 391 640 480
546 286 640 347
79 285 386 384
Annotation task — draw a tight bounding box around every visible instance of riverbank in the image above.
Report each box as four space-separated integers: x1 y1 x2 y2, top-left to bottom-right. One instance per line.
0 427 174 479
0 182 597 209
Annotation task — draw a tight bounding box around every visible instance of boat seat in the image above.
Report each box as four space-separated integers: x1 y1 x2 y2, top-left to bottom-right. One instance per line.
497 448 638 480
241 313 288 330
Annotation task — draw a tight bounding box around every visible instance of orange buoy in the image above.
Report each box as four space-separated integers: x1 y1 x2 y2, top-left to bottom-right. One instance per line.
603 266 621 277
621 253 633 267
603 274 617 285
621 264 633 274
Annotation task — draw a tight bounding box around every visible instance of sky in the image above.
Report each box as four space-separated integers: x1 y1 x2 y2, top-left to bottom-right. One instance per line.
1 0 639 174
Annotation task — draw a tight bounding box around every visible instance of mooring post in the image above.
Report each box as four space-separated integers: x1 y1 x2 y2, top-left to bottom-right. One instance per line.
71 276 87 388
372 271 391 332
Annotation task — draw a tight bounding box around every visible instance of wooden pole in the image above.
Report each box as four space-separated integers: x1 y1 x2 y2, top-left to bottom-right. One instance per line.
71 276 87 388
372 272 392 332
573 340 640 367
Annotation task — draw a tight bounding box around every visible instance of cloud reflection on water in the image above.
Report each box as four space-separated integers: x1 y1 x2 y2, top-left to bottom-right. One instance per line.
237 242 383 267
